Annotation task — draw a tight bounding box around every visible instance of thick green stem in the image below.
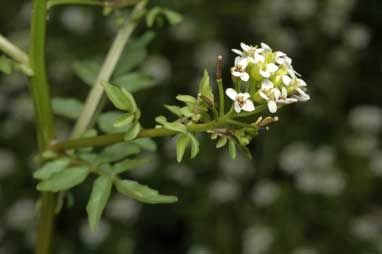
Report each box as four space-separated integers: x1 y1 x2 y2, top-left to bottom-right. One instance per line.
0 34 29 64
70 0 148 138
47 0 103 9
29 0 56 253
51 119 226 151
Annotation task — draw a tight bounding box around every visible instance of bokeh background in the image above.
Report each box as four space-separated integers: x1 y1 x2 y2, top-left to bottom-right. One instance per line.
1 0 382 253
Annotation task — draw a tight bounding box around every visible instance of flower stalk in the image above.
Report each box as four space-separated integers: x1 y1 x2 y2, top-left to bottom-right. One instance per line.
70 0 148 138
29 0 57 253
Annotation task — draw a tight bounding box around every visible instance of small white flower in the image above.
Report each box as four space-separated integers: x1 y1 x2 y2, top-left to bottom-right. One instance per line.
226 88 255 113
259 63 279 78
275 51 292 65
232 57 250 82
233 43 265 63
259 80 281 113
282 75 293 86
293 87 311 102
261 42 272 52
277 87 298 104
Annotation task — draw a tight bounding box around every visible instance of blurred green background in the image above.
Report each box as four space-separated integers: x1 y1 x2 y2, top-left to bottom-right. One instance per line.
0 0 381 253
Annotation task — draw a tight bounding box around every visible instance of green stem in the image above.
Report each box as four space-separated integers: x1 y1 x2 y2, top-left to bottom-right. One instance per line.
0 34 29 64
47 0 103 9
217 79 225 116
70 0 148 138
29 0 56 253
235 104 266 118
51 119 227 151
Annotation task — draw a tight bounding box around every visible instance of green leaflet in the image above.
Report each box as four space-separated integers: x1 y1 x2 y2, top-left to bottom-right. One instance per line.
86 175 113 232
33 158 71 180
112 158 151 175
133 138 157 152
155 116 187 133
124 122 141 141
113 113 135 128
37 166 90 192
176 134 190 162
199 69 213 100
176 94 197 104
102 81 133 111
97 142 141 163
188 133 200 159
97 111 132 133
216 137 228 148
52 97 84 120
115 179 178 204
113 72 155 93
228 138 237 159
164 105 183 117
0 55 12 75
72 58 101 86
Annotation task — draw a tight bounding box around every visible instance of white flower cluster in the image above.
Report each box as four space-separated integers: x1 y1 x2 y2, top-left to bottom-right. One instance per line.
226 42 310 113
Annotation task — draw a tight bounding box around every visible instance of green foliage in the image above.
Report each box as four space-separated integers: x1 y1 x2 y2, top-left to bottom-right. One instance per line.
37 166 90 192
228 138 237 159
97 142 141 163
52 97 84 120
155 116 187 133
124 122 141 141
113 113 135 128
132 138 157 152
113 72 155 93
115 179 178 204
97 111 132 133
0 55 12 74
146 7 183 27
216 136 228 148
199 69 213 102
112 158 151 175
176 133 200 162
102 81 136 111
33 158 71 180
72 59 101 86
86 175 113 231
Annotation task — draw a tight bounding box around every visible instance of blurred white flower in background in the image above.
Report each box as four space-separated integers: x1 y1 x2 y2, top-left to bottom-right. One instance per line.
170 20 197 42
60 7 94 34
209 179 240 203
166 164 195 186
219 151 251 179
142 55 172 83
79 220 110 248
187 245 213 254
279 142 312 174
348 105 381 134
351 211 382 242
5 199 36 231
345 134 379 158
242 225 274 254
296 168 345 196
251 180 281 207
279 143 346 196
292 246 319 254
344 24 371 50
370 150 382 177
289 0 317 20
0 149 16 178
106 195 141 223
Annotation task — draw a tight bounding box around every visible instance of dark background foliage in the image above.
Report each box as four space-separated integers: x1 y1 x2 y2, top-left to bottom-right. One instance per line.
0 0 381 253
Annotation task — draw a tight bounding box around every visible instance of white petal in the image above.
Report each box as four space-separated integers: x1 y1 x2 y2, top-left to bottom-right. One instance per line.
242 93 251 100
234 102 242 113
282 75 292 86
266 63 278 73
273 88 281 100
261 79 274 89
259 91 269 101
295 88 310 102
268 100 278 113
276 51 287 57
254 53 265 63
238 58 249 69
234 56 241 66
259 70 271 78
232 49 243 56
232 71 242 77
240 72 250 82
241 42 250 51
242 100 255 112
297 79 307 87
281 87 288 98
261 42 272 52
225 88 237 101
